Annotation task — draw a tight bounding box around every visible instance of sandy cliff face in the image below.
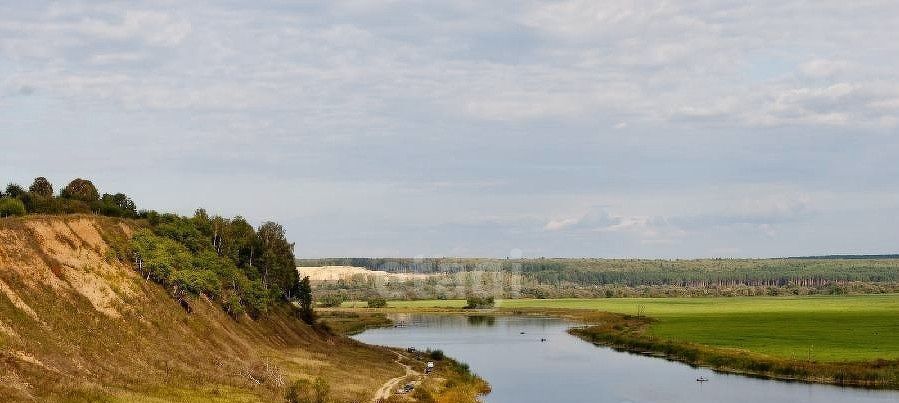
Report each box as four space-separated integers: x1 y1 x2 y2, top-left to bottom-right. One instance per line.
0 217 138 320
0 215 397 402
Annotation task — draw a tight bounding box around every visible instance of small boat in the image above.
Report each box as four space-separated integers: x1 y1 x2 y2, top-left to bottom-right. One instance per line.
696 377 709 382
540 338 547 342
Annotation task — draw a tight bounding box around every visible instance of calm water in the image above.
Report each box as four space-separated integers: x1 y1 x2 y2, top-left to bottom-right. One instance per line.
353 314 899 403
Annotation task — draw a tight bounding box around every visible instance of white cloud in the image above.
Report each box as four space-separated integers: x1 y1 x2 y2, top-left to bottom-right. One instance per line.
543 217 579 231
4 0 899 257
543 207 685 245
77 10 192 46
799 58 850 78
89 52 147 64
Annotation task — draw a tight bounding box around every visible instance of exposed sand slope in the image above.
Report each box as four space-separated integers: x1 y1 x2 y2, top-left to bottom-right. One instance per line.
298 265 430 282
0 215 401 402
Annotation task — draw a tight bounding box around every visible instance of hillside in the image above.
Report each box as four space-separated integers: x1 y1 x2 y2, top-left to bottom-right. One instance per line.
0 215 402 402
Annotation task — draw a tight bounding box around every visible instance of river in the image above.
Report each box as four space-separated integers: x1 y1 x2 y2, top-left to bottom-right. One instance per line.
352 314 899 403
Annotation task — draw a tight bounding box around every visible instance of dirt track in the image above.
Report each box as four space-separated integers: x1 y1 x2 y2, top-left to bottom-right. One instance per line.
372 352 419 402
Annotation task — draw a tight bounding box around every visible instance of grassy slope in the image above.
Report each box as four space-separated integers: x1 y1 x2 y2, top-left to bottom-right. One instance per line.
376 295 899 362
0 216 402 402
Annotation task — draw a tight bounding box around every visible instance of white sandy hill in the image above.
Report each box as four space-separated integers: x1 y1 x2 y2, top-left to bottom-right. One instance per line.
297 265 430 283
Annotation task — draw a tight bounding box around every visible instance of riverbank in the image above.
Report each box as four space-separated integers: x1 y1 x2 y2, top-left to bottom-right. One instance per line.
329 295 899 389
318 310 490 402
512 307 899 389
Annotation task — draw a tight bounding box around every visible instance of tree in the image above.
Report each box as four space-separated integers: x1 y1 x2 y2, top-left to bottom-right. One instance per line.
228 216 259 271
112 193 136 215
61 178 100 202
0 198 26 217
4 184 25 199
153 214 207 252
100 193 137 217
257 221 297 297
297 276 314 324
28 177 53 198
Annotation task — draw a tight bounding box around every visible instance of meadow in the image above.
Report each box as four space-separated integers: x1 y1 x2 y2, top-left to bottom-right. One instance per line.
369 295 899 362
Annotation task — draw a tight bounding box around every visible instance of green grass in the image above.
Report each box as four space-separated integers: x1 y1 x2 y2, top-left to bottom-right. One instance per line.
373 295 899 362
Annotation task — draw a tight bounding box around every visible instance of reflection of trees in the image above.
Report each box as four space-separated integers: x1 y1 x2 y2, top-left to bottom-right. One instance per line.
466 315 496 327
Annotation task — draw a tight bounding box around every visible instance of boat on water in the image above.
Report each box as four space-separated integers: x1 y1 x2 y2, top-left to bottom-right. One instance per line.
696 377 709 382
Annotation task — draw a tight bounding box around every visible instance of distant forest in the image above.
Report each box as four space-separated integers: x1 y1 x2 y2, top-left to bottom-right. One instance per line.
790 254 899 259
298 257 899 299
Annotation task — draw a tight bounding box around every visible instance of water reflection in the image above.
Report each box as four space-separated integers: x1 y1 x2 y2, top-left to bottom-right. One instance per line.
353 314 899 403
467 315 496 327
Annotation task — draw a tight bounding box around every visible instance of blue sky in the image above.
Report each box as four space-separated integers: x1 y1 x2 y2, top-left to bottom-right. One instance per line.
3 1 899 258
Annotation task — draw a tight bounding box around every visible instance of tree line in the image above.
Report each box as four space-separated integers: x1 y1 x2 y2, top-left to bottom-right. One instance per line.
1 177 137 218
298 257 899 286
517 258 899 286
133 210 312 322
300 256 899 300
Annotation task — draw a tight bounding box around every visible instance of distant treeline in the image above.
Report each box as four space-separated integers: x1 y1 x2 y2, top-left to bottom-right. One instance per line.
789 254 899 260
299 257 899 299
516 259 899 286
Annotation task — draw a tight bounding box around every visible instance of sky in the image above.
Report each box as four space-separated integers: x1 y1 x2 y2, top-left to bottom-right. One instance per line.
2 1 899 258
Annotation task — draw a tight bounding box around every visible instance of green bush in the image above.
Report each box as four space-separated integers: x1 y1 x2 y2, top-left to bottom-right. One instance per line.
366 296 387 308
318 294 346 308
241 279 271 318
464 295 494 309
0 198 26 217
224 292 245 318
428 349 445 361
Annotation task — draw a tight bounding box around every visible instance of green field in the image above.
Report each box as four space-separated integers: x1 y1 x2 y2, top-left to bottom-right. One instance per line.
369 295 899 362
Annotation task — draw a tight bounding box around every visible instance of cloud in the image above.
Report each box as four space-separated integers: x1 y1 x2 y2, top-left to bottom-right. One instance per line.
544 217 580 231
799 58 850 78
543 207 685 247
676 196 811 229
74 10 192 46
5 1 899 127
89 52 147 64
543 190 813 247
4 1 899 257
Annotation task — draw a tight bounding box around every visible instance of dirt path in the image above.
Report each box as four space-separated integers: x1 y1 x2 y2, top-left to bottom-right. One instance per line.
372 352 419 402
